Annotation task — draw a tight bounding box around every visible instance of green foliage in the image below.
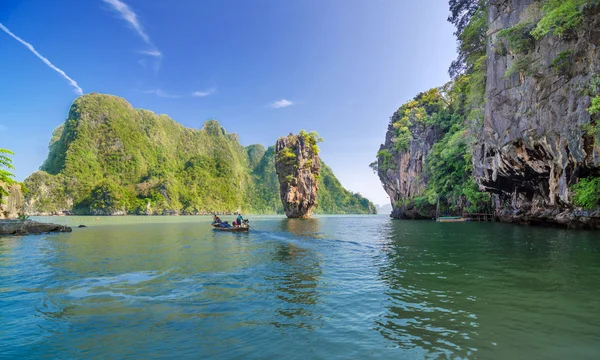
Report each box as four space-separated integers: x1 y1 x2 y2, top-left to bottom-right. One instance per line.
585 75 600 96
589 96 600 115
584 75 600 146
552 50 574 74
25 94 375 215
462 178 491 213
497 22 536 54
389 88 448 152
17 212 30 221
504 55 537 79
88 181 131 214
377 149 395 173
298 129 323 154
315 164 377 214
276 147 297 165
571 177 600 209
373 0 492 215
0 148 16 200
368 161 378 174
449 1 488 78
531 0 599 39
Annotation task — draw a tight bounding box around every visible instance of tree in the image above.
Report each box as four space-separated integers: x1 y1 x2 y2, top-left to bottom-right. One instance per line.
0 148 16 199
448 0 488 78
448 0 485 35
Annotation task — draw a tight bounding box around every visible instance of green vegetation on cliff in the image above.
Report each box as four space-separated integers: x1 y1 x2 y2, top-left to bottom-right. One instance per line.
0 148 16 199
374 0 490 216
25 94 375 215
376 0 600 218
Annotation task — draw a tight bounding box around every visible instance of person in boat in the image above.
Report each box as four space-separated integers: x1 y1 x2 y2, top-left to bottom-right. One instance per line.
213 215 222 224
236 214 244 227
219 221 232 228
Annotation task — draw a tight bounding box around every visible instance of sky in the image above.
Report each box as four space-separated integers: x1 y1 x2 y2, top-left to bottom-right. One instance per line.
0 0 457 206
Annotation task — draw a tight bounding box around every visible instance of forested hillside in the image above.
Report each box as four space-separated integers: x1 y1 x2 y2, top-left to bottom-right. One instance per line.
25 93 375 215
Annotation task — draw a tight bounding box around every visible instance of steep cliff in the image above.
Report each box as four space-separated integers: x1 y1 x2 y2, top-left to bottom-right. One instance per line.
473 0 600 227
373 88 490 219
374 0 600 228
275 132 321 218
375 102 440 219
25 94 375 215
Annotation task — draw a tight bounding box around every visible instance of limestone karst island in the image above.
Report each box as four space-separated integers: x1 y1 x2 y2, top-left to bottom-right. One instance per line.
2 0 600 359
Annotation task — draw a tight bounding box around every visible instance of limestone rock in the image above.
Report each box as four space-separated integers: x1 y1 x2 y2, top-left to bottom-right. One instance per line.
375 117 440 219
275 132 321 218
0 220 72 236
0 183 25 219
473 0 600 227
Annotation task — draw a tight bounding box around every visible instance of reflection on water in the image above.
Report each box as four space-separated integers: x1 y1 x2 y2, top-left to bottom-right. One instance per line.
267 242 322 331
375 221 600 359
278 218 322 238
2 216 600 359
375 221 477 358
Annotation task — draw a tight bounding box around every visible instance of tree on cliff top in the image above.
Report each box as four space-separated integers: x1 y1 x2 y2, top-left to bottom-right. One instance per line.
0 148 16 199
448 0 487 78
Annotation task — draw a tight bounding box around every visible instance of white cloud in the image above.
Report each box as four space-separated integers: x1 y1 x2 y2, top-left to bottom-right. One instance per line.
271 99 294 108
0 23 83 95
102 0 161 57
139 49 162 57
192 88 216 97
143 89 180 98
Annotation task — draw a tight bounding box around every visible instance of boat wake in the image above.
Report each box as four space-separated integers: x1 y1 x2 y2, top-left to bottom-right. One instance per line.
65 270 202 302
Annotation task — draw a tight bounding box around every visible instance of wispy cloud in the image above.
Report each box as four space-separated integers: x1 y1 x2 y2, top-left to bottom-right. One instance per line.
192 88 216 97
143 89 181 98
0 23 83 95
271 99 294 108
139 49 162 57
102 0 162 57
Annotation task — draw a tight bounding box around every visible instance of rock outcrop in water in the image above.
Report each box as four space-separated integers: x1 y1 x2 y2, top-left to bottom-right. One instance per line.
473 0 600 228
275 132 321 218
0 220 72 236
375 109 440 219
0 183 24 219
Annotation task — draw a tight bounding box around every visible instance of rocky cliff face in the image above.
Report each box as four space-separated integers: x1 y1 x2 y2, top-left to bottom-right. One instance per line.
275 132 321 218
376 121 439 219
473 0 600 228
0 183 24 219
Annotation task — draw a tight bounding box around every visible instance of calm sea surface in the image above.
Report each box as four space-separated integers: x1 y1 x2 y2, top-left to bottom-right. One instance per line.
1 215 600 359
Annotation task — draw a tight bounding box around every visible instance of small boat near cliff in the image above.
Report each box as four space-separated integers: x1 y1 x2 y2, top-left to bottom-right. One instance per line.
436 216 469 223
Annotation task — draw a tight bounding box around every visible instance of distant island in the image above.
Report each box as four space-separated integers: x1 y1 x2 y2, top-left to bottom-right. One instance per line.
20 93 375 216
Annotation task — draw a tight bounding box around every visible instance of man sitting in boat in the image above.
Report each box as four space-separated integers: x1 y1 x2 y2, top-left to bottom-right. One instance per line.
219 221 232 228
213 215 222 224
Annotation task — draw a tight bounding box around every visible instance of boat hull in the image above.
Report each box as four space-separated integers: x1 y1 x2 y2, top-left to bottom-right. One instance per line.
213 227 249 232
437 217 469 223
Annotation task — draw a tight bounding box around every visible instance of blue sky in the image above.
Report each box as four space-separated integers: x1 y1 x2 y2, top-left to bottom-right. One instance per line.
0 0 457 205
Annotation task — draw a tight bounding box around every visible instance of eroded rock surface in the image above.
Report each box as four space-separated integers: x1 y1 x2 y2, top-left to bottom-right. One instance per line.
474 0 600 227
0 183 24 219
0 220 72 236
275 133 321 218
376 115 440 219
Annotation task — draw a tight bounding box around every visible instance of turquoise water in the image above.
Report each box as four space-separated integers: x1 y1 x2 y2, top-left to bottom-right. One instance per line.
1 215 600 359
